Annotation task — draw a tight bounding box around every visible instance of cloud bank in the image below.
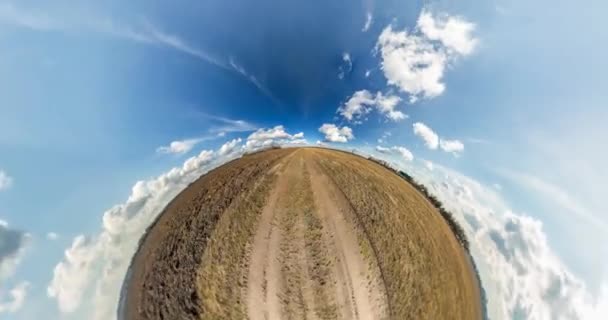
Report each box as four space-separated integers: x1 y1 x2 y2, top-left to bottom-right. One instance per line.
407 161 607 320
47 127 310 319
45 134 607 319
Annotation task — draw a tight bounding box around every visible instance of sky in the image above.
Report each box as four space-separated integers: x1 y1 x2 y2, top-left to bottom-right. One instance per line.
0 0 607 319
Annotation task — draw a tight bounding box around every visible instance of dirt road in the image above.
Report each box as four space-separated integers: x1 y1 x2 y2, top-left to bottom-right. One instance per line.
123 147 482 320
245 151 388 320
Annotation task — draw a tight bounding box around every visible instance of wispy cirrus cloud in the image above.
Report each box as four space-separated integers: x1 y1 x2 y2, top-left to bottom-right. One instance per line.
0 3 60 31
497 169 608 232
0 3 276 103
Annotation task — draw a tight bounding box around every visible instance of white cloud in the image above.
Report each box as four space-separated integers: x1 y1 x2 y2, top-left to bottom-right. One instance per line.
241 126 307 152
0 3 59 31
47 130 313 319
229 57 279 104
48 235 99 313
0 223 29 314
95 18 227 70
156 138 203 155
375 145 414 161
362 12 373 32
375 92 406 121
47 232 59 240
424 160 434 171
417 10 478 55
413 122 439 149
0 223 28 281
439 138 465 154
218 138 242 156
200 114 257 135
48 148 220 319
413 122 465 154
338 90 405 122
338 52 353 80
247 125 292 141
393 146 414 161
377 26 447 101
376 10 477 102
0 281 29 313
318 124 354 143
338 90 375 121
375 145 391 153
0 171 12 191
365 69 372 78
380 158 608 320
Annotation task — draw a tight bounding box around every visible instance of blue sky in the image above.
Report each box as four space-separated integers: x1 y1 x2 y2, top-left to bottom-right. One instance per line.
0 0 607 319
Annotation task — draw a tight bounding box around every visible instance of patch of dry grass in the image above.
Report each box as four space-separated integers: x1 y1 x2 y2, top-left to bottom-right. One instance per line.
310 148 481 320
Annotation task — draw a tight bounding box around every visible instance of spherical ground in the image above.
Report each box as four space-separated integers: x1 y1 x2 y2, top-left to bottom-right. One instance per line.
122 147 481 320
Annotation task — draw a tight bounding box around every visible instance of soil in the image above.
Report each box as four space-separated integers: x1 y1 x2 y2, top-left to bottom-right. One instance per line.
123 148 481 320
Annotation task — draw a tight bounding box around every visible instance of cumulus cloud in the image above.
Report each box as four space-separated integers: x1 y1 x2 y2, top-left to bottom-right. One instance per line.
413 122 464 154
218 138 242 156
413 122 439 149
439 139 465 154
376 10 477 102
423 160 434 171
0 223 29 314
48 148 220 319
0 171 12 191
0 281 29 313
394 160 608 320
417 10 479 55
243 126 306 151
338 90 406 122
393 146 414 162
375 145 391 153
156 138 203 155
47 129 314 319
318 124 354 143
375 145 414 161
338 90 375 121
0 223 28 280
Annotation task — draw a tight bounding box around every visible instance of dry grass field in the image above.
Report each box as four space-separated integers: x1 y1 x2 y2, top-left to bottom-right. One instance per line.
123 147 481 320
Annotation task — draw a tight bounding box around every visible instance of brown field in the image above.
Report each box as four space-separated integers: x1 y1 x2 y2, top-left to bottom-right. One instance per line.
123 147 481 320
